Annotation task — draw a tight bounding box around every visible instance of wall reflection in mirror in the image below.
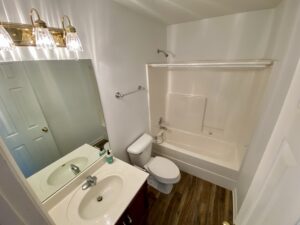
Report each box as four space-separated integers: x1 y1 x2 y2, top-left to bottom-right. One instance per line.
0 59 108 201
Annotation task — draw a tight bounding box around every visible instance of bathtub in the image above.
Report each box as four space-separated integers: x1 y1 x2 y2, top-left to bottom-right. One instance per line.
152 128 240 189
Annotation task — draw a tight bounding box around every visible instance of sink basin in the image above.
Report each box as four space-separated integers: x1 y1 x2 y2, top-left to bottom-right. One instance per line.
48 159 149 225
67 174 124 223
78 175 123 219
47 157 88 186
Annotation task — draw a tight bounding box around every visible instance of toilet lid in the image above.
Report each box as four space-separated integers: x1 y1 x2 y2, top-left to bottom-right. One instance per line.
147 157 180 184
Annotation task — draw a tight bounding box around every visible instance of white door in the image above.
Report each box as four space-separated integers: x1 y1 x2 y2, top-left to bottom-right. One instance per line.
0 62 60 178
237 59 300 225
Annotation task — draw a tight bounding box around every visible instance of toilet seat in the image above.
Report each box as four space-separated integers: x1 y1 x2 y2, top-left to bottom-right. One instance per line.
146 156 180 184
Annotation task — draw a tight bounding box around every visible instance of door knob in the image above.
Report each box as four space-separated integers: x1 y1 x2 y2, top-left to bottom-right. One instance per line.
42 127 48 132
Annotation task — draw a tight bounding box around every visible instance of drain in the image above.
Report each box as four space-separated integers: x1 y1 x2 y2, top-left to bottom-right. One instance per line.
97 196 103 202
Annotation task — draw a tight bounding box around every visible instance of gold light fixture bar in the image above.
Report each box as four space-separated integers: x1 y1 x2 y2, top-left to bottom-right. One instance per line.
2 22 65 47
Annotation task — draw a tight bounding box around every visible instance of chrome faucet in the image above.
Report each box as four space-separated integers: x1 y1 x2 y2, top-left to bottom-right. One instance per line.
82 175 97 190
70 164 81 175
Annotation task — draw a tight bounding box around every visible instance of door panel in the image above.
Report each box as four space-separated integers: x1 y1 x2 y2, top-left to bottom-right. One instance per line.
0 97 17 136
10 86 41 128
0 63 60 177
10 144 36 177
251 140 298 225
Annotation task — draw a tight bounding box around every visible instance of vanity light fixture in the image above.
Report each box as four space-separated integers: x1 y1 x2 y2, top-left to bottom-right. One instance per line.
0 23 15 51
0 8 83 52
62 15 83 52
30 8 56 49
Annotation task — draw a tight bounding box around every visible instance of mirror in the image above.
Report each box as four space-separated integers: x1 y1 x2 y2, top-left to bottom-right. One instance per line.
0 59 108 201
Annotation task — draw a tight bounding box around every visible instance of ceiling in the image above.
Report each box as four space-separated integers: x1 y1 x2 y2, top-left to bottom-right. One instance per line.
113 0 282 25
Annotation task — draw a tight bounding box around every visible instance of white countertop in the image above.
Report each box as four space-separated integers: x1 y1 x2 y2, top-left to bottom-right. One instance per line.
48 158 148 225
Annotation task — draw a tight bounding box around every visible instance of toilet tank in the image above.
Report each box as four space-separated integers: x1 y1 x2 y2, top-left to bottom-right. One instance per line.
127 133 153 167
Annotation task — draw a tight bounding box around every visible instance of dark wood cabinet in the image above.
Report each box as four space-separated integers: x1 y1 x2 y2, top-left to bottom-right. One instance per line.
115 182 148 225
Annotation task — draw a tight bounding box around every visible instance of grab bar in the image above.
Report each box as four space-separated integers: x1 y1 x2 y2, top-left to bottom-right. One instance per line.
115 85 146 99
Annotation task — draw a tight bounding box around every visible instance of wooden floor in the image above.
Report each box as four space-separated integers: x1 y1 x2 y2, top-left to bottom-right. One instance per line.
146 172 233 225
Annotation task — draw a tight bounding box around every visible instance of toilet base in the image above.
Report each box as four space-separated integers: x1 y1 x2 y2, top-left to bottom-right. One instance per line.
147 175 173 194
132 164 177 194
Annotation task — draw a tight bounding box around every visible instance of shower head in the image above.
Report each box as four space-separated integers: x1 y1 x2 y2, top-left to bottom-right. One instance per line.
157 49 169 58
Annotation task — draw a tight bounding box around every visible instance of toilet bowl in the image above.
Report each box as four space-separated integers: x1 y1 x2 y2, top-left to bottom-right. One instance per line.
127 133 180 194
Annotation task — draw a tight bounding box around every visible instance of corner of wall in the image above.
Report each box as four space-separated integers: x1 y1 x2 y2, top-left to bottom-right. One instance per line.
236 0 300 212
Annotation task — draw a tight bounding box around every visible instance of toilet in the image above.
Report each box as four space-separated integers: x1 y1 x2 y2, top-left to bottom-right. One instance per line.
127 133 180 194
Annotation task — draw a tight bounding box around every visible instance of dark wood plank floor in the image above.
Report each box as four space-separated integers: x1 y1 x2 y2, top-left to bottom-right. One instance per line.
146 172 233 225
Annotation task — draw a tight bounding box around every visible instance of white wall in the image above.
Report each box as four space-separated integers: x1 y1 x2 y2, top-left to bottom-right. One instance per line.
237 0 300 210
236 50 300 225
0 0 167 162
167 9 275 61
166 5 300 212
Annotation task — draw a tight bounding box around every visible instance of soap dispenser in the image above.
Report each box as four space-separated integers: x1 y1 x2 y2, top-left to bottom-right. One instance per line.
99 147 106 157
106 150 114 164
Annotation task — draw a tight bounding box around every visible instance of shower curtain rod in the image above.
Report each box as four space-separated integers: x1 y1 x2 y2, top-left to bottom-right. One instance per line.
148 60 273 68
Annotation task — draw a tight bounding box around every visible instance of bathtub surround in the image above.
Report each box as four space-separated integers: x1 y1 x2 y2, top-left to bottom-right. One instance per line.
147 65 270 190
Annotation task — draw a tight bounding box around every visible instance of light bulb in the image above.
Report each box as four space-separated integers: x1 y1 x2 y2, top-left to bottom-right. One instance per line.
34 27 56 50
66 32 83 52
0 25 15 51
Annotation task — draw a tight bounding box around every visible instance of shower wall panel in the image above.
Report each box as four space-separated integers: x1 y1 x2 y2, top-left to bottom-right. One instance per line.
148 67 269 161
167 93 207 134
166 69 268 147
147 67 168 135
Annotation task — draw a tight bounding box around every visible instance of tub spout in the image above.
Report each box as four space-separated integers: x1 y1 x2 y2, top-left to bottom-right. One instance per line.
154 130 165 144
158 117 168 130
160 125 168 131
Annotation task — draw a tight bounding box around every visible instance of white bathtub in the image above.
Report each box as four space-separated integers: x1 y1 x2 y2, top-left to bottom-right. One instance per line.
152 128 240 189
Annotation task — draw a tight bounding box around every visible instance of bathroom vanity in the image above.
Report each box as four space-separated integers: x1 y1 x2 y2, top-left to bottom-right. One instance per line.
115 182 148 225
46 156 149 225
0 59 149 225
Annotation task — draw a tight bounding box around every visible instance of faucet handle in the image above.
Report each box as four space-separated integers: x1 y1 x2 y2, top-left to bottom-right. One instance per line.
87 175 97 183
